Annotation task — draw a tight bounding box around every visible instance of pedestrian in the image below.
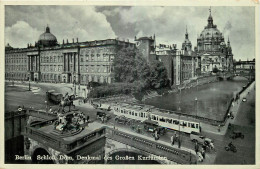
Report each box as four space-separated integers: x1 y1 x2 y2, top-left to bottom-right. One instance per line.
202 143 207 152
87 115 89 122
171 135 175 145
154 130 159 140
201 148 206 159
195 142 199 154
218 125 221 132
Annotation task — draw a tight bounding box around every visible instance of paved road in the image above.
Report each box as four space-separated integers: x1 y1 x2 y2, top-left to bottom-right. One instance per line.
5 81 255 164
214 84 255 164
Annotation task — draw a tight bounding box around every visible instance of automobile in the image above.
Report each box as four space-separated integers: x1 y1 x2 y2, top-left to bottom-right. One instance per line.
143 119 166 135
225 142 237 153
46 90 63 104
230 130 244 139
115 115 133 125
96 111 111 122
190 131 213 145
97 104 111 111
242 98 247 102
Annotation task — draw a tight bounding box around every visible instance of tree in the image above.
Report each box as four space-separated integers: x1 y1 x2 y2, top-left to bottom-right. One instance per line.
149 60 169 89
113 47 150 83
212 67 219 73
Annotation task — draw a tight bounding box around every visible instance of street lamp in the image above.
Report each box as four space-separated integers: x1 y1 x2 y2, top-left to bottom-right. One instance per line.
178 106 181 148
195 97 198 119
12 73 14 86
45 100 48 112
28 74 31 91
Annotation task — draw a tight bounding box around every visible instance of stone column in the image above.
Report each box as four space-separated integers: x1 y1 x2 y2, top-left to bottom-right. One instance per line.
28 56 30 71
35 56 38 71
73 53 76 72
30 56 33 71
63 53 66 71
67 53 70 72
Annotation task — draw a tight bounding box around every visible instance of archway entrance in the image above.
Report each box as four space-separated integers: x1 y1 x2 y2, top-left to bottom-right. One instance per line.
32 148 54 164
107 151 160 164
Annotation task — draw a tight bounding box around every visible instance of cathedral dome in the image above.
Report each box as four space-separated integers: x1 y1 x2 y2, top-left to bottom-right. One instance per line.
38 26 57 47
200 27 222 39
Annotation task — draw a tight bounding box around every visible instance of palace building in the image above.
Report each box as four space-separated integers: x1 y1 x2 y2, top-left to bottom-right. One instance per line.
5 26 135 84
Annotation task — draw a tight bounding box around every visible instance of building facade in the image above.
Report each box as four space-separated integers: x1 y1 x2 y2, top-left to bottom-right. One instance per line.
5 26 135 84
195 10 234 74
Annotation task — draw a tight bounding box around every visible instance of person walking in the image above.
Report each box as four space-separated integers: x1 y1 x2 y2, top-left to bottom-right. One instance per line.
195 142 199 154
201 147 206 159
171 135 175 145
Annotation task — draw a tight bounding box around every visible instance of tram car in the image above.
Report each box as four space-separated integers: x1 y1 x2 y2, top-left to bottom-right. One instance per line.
113 103 200 134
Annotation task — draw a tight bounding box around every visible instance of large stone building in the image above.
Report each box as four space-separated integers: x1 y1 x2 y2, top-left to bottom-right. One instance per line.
5 26 135 84
195 10 234 74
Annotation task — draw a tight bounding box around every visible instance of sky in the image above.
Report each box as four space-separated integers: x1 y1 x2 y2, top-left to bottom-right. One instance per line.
5 6 255 61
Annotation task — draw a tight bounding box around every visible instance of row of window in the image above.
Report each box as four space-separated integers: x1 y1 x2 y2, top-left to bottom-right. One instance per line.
150 114 199 129
6 58 27 64
6 65 27 71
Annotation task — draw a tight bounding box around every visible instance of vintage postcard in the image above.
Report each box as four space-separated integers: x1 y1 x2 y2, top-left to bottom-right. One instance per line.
0 1 259 169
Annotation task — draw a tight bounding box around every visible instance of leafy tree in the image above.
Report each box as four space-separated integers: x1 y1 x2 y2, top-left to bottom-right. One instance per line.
212 67 219 73
149 60 169 89
113 47 153 83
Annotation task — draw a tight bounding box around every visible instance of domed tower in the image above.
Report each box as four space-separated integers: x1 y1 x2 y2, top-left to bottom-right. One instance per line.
197 7 225 54
37 25 57 47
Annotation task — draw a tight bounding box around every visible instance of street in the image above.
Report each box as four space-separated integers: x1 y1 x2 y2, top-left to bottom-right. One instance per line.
4 81 255 164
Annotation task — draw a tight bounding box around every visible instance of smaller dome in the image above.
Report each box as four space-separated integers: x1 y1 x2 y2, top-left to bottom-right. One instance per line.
38 26 57 47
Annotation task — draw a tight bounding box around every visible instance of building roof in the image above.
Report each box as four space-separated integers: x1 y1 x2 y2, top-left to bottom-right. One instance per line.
38 26 57 47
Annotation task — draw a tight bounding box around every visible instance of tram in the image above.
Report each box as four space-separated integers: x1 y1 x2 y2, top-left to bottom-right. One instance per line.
113 103 200 133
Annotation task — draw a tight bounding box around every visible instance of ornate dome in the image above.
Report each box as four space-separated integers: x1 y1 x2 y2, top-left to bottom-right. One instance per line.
200 27 222 39
38 26 57 47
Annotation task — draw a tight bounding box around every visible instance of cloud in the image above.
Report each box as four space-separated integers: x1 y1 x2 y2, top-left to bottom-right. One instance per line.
5 6 116 47
5 6 255 61
5 21 41 48
110 6 255 60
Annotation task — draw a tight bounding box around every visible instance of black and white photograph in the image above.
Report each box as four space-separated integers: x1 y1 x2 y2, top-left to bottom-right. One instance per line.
2 3 258 166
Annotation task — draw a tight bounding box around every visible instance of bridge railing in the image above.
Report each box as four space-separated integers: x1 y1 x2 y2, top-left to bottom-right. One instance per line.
27 109 57 120
105 127 196 164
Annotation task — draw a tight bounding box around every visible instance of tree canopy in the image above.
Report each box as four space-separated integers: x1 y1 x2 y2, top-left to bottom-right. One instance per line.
112 47 169 92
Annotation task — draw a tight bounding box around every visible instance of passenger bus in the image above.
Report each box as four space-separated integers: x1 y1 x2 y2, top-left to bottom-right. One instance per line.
113 103 200 133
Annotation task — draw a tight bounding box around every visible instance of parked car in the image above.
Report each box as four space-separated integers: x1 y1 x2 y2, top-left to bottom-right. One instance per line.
143 119 166 135
190 131 213 145
242 98 247 102
230 130 244 139
115 115 133 125
96 111 111 122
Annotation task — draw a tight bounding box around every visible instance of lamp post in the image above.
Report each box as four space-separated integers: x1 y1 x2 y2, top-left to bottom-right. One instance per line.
28 74 31 91
45 100 48 112
178 106 181 148
195 97 198 119
12 73 14 86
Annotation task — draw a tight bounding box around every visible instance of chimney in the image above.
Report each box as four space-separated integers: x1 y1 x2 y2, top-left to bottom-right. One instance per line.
73 38 74 43
134 36 137 41
77 38 78 43
63 39 64 44
67 39 69 44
